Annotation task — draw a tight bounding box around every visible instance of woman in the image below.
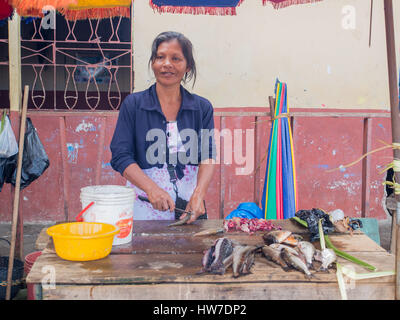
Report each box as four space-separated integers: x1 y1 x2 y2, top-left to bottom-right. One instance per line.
110 31 216 223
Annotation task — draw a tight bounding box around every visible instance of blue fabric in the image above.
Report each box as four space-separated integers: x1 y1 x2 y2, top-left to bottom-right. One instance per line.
280 83 296 219
151 0 241 8
225 203 264 220
110 84 216 178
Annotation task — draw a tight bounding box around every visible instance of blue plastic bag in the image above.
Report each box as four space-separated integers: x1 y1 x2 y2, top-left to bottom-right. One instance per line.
225 202 263 220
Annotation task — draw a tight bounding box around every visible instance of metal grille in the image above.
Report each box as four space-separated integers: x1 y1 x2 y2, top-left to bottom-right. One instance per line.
20 11 133 110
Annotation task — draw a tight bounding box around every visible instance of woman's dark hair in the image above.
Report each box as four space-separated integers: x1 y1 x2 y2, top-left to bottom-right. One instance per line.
149 31 197 87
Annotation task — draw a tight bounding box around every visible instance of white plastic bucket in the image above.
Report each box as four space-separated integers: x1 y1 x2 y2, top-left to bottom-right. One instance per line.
80 185 135 246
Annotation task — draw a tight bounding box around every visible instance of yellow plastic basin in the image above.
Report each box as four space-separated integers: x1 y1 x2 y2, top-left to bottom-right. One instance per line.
46 222 119 261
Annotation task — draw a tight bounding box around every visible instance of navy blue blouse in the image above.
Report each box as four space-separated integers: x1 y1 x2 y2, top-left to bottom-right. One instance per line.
110 84 216 178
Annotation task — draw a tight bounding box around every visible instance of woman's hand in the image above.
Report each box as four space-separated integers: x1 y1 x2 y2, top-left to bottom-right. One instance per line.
182 190 205 224
147 186 175 212
180 160 215 224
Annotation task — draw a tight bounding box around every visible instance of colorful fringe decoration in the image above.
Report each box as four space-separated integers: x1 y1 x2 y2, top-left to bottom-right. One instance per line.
149 0 244 16
9 0 77 17
66 0 131 9
0 0 13 20
263 0 323 9
261 80 297 220
60 0 131 20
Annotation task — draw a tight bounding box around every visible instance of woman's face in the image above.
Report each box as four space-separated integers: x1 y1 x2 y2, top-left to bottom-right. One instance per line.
152 39 189 88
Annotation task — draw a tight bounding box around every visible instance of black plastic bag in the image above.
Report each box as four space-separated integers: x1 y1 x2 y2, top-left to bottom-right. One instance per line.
0 157 7 191
295 208 335 242
5 118 49 190
0 154 17 192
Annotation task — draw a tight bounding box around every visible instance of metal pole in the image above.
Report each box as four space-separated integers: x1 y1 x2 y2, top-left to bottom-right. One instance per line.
384 0 400 300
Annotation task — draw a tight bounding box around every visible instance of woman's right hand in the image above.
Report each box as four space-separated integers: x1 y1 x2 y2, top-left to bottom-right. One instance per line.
146 187 175 212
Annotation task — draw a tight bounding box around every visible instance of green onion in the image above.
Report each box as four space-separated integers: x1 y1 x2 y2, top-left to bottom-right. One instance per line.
336 263 348 300
318 219 326 250
341 264 394 280
324 234 377 271
290 216 308 228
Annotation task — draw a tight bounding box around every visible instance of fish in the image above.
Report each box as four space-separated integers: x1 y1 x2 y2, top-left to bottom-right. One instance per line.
282 234 303 246
269 243 299 256
209 238 234 275
296 241 316 269
197 246 216 274
280 248 314 279
240 249 256 275
193 228 224 237
168 213 191 227
318 248 337 272
261 245 290 271
263 230 292 245
232 245 258 278
314 249 323 262
222 253 234 269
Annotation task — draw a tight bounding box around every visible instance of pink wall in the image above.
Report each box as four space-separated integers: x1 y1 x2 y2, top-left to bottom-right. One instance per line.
0 108 392 223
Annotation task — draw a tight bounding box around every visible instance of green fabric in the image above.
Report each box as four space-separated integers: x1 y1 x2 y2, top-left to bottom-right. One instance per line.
266 83 282 219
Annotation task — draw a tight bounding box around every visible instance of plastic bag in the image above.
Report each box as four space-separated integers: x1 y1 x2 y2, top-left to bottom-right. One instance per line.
225 202 264 220
6 118 49 190
0 155 16 192
295 208 335 242
0 112 18 158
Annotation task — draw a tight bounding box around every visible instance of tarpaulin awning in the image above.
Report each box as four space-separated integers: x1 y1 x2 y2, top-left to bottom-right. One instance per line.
150 0 244 16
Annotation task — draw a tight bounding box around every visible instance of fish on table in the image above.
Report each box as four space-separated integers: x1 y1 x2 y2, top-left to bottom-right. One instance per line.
280 248 314 280
314 248 337 272
198 237 234 275
296 241 316 269
261 245 290 271
232 245 259 278
262 230 303 246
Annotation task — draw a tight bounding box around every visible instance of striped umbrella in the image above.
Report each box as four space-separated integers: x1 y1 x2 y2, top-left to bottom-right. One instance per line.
261 79 297 219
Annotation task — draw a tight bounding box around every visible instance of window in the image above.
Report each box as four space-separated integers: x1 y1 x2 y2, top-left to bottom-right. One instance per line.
12 11 132 110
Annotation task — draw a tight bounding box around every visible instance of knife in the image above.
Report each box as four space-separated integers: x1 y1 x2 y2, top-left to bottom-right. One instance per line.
137 195 192 216
193 228 225 237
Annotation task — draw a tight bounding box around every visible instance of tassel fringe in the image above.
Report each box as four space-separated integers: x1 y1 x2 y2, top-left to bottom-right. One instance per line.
149 0 244 16
9 0 78 10
263 0 322 9
60 6 130 20
10 0 77 17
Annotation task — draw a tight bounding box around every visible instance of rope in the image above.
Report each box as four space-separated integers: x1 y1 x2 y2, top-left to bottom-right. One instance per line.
252 112 292 125
327 140 400 172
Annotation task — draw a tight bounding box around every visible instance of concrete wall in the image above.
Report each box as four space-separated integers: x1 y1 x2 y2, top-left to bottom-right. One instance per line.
133 0 399 110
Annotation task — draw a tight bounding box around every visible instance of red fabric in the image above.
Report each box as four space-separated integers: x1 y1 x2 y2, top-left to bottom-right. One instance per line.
0 0 13 20
263 0 323 9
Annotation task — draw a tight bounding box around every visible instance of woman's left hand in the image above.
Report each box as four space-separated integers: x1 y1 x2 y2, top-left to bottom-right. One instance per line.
182 191 205 224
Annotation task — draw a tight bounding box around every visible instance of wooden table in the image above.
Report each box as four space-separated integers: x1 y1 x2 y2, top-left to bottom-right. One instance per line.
26 219 396 300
